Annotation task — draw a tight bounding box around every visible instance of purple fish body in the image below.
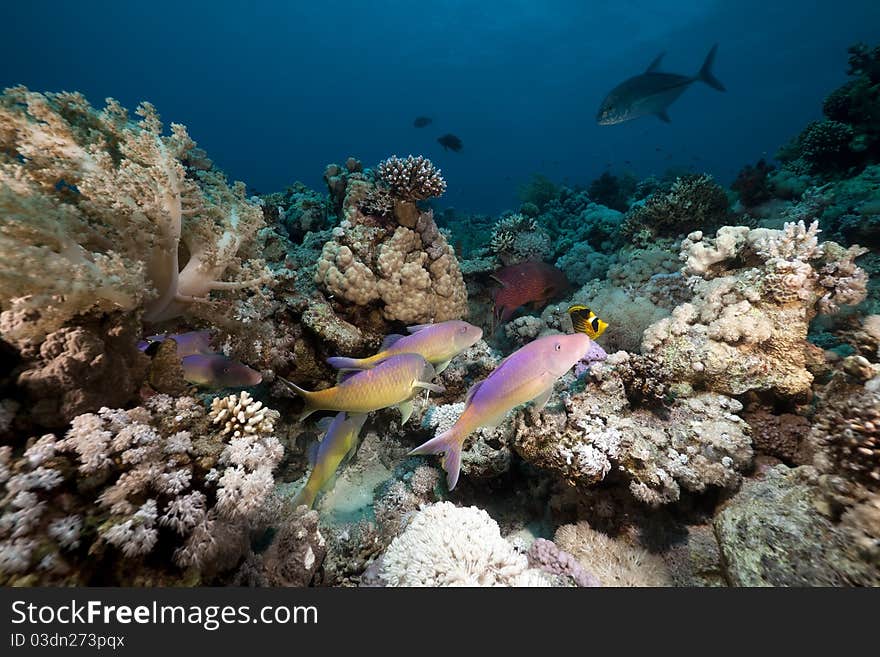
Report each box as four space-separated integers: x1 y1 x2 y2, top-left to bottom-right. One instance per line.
181 354 262 388
140 331 261 388
139 330 213 357
410 332 592 489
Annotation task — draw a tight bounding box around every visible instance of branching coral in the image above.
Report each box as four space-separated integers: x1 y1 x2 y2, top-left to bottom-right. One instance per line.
377 502 553 586
488 213 552 266
0 87 271 347
621 174 729 242
375 155 446 201
0 394 284 584
643 221 868 397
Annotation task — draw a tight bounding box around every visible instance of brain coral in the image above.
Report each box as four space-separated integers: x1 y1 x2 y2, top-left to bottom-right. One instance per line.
314 210 467 324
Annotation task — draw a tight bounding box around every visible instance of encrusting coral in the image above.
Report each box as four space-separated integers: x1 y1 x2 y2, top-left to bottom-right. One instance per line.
0 86 272 348
643 220 868 397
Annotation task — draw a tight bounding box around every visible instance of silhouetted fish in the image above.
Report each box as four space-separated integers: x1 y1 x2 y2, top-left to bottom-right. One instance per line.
437 133 463 152
413 116 433 128
597 45 725 125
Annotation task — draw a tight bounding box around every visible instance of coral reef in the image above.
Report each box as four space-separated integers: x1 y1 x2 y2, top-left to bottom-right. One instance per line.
0 394 283 585
621 174 729 242
644 221 867 397
512 357 753 505
0 87 272 347
315 212 467 324
488 214 552 266
376 502 553 586
553 522 672 586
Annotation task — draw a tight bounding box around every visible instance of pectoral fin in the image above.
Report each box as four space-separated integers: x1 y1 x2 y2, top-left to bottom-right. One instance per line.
434 359 451 375
531 386 554 412
414 381 445 394
398 399 414 424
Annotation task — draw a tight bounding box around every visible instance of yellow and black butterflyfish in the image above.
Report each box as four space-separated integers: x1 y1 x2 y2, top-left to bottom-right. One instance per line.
567 304 608 339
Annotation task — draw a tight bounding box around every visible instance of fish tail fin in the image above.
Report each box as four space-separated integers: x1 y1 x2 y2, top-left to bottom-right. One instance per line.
292 485 317 510
326 356 367 371
278 376 318 421
697 44 725 92
408 429 463 490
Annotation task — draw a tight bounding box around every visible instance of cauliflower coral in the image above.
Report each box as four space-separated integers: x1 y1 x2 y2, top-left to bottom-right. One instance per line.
0 87 271 346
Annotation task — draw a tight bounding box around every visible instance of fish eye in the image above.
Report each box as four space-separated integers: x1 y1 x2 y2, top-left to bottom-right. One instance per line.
459 326 467 334
555 343 561 351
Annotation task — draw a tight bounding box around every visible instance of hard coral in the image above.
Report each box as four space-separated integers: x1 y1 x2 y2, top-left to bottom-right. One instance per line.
315 209 468 325
376 155 446 202
378 502 553 587
0 87 271 347
621 174 729 242
644 221 867 397
0 394 284 585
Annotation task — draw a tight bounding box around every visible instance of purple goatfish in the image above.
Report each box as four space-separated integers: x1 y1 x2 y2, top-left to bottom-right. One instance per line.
293 412 368 509
281 353 443 422
409 333 593 489
326 320 483 374
139 331 262 388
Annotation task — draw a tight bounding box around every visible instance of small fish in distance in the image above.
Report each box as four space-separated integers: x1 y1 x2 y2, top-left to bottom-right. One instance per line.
437 133 463 152
413 116 433 128
597 44 725 125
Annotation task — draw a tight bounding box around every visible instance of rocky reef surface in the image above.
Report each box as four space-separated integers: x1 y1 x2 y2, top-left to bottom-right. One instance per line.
2 43 880 587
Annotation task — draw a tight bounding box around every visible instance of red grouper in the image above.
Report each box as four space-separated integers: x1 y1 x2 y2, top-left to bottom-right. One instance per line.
492 262 570 324
326 320 483 374
409 332 593 489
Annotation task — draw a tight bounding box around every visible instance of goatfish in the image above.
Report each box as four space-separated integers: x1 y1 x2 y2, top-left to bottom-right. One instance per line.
567 305 608 339
280 353 443 423
293 412 369 509
139 331 262 388
409 332 593 489
326 320 483 374
597 44 725 125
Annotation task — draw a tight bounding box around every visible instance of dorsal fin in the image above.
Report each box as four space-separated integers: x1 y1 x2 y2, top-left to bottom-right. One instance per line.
406 324 434 334
646 52 665 73
382 333 405 348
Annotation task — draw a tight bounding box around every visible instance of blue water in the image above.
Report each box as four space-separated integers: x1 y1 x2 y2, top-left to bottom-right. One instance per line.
3 0 879 213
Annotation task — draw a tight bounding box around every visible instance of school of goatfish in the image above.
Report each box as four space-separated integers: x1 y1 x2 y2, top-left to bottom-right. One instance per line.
143 309 605 506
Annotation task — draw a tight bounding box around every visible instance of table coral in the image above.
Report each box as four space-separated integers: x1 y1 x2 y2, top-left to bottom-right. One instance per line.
0 87 271 347
643 220 868 397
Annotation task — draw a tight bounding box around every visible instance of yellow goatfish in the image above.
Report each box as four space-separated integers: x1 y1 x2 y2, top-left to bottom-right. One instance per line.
409 333 592 489
326 320 483 374
293 412 368 509
280 353 443 422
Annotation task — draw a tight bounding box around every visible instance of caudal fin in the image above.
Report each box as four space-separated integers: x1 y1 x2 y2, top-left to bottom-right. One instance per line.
697 44 725 92
292 485 317 510
408 430 463 490
278 376 317 421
